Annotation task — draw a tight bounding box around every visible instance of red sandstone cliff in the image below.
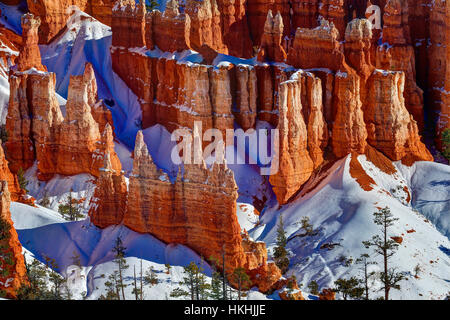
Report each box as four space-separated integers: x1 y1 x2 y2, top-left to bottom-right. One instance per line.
26 0 114 43
257 10 287 62
6 58 120 180
0 1 439 298
428 0 450 149
0 180 28 298
366 70 433 164
108 2 435 204
269 72 315 204
0 143 33 205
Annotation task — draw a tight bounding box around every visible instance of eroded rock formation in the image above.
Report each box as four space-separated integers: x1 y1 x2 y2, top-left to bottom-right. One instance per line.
0 180 28 298
89 152 127 228
26 0 114 43
287 17 345 70
0 143 33 205
257 10 287 62
90 131 282 292
428 0 450 148
5 62 120 180
18 0 450 153
375 0 424 128
108 0 435 204
270 73 315 204
332 69 368 158
17 13 45 72
366 70 433 163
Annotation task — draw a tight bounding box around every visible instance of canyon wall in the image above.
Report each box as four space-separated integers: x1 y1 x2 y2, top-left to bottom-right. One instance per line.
0 143 33 205
0 180 28 298
108 0 433 205
428 0 450 148
13 0 447 149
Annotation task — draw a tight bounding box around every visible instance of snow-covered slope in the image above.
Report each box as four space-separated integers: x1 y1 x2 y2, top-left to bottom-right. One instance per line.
24 163 97 217
253 155 450 300
0 2 25 35
11 203 268 300
396 161 450 239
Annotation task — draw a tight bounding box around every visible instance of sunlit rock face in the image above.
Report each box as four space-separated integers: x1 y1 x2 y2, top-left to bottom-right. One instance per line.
0 180 28 299
26 0 114 43
90 131 283 292
6 63 120 181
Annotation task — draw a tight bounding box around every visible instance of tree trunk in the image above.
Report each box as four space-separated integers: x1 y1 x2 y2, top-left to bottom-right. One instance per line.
133 266 138 300
119 262 125 300
191 280 194 301
140 260 143 300
364 263 369 300
384 217 389 300
238 278 241 300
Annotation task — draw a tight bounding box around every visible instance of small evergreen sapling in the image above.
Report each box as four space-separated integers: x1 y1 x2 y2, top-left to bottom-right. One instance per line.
333 277 364 300
17 167 28 193
112 236 129 300
307 280 319 295
273 214 290 274
231 267 251 300
442 128 450 161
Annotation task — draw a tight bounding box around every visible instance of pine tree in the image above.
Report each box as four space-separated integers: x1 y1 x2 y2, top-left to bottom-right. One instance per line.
414 264 422 278
356 253 375 300
71 251 82 268
210 271 224 300
101 271 120 300
17 258 50 300
0 125 9 143
170 261 210 300
197 269 211 300
221 246 228 300
209 255 224 300
44 256 65 300
17 167 28 193
170 262 198 300
146 0 159 11
165 263 171 275
39 192 51 208
139 259 144 300
132 265 141 300
144 266 158 286
300 216 317 236
0 217 11 241
58 189 82 221
273 214 290 274
362 207 405 300
0 218 13 299
112 236 129 300
286 276 299 298
333 277 364 300
442 128 450 161
307 280 319 295
231 267 251 300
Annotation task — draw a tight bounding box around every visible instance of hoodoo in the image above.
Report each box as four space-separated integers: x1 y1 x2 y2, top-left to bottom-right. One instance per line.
0 0 448 302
